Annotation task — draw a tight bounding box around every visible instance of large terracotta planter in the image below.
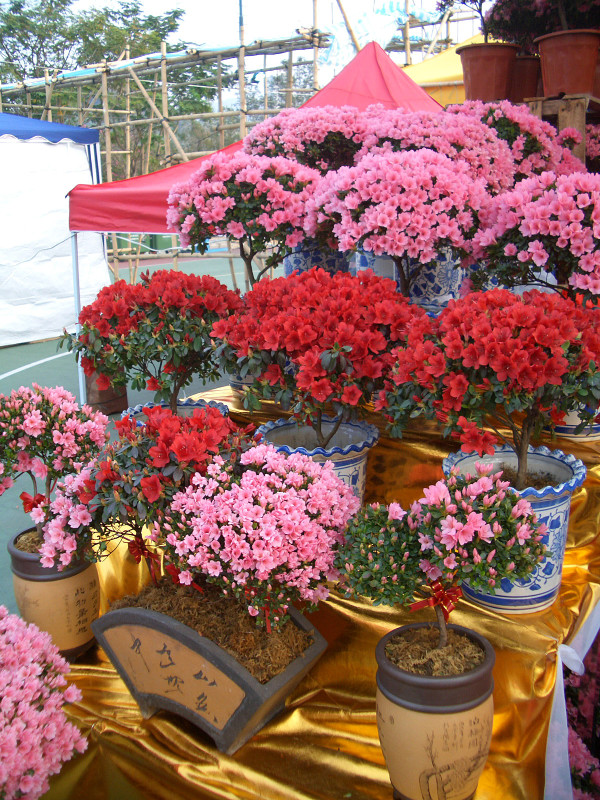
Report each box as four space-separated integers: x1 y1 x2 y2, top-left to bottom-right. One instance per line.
534 29 600 96
442 446 587 613
509 55 542 103
92 605 327 755
375 623 495 800
8 530 99 659
256 416 379 501
456 42 520 101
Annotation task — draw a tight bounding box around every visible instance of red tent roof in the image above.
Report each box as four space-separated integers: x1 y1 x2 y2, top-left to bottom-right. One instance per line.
69 42 442 233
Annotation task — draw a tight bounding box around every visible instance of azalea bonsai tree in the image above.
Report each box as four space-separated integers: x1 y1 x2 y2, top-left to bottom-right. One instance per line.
447 100 584 181
161 442 360 632
304 149 489 297
379 288 600 490
65 269 243 414
0 606 88 800
211 266 431 447
358 106 517 195
0 384 109 540
242 104 370 173
336 462 547 652
41 403 255 578
166 151 322 286
471 170 600 302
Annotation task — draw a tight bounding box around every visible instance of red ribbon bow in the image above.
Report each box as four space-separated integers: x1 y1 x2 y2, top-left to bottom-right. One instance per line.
410 581 463 622
164 563 205 595
20 492 46 513
128 538 161 584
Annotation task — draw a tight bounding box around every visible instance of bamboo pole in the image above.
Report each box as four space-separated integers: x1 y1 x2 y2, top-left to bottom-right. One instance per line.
161 41 171 166
125 46 131 179
126 66 188 161
238 0 247 138
335 0 360 52
217 55 225 149
313 0 319 91
404 0 412 65
286 50 293 107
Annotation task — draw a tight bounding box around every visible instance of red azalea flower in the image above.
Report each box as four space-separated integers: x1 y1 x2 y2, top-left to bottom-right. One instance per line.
140 475 163 503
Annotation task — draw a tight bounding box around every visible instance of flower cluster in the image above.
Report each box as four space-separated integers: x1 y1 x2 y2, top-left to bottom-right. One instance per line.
167 151 322 285
304 149 488 296
357 106 516 194
447 101 584 181
335 462 546 643
471 171 600 302
586 124 600 163
380 288 600 489
66 269 242 414
41 404 255 573
243 105 370 173
0 384 109 531
161 443 360 631
565 642 600 799
485 0 554 52
211 267 430 446
0 606 87 800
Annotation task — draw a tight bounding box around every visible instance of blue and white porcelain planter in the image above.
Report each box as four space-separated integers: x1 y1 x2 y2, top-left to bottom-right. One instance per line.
282 244 348 276
352 248 469 314
442 445 587 614
256 416 379 502
122 397 230 420
551 405 600 442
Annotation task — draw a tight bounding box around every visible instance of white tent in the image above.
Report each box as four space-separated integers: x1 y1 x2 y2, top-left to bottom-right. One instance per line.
0 112 110 347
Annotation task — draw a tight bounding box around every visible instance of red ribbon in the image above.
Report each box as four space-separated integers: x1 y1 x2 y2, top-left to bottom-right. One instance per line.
164 563 204 595
20 492 46 513
410 581 463 622
128 538 161 584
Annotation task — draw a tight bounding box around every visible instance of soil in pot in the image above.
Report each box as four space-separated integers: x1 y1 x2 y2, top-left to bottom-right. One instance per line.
110 576 314 684
385 626 485 676
498 465 556 490
13 529 43 552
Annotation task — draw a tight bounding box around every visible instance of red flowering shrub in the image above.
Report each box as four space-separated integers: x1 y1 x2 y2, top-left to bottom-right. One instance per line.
41 404 255 576
212 267 431 446
65 269 243 413
379 288 600 488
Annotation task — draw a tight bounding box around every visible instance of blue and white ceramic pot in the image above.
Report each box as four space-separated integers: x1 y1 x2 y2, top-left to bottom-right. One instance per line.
122 397 230 420
256 416 379 502
551 405 600 442
282 244 349 276
352 248 469 314
442 445 587 614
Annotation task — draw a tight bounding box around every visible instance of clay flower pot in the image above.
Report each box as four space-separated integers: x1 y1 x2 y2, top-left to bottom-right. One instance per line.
375 623 495 800
92 605 327 755
456 42 520 102
8 529 100 659
534 29 600 96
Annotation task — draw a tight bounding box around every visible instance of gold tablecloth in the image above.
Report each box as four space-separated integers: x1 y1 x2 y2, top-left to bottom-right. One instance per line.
46 388 600 800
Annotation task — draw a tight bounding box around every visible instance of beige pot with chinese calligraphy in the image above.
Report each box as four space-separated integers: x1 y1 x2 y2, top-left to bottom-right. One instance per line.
8 529 100 660
91 605 327 754
375 623 495 800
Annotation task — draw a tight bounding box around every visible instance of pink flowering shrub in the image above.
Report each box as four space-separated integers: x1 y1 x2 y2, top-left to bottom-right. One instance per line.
471 171 600 302
447 100 585 181
335 462 546 647
0 606 87 800
0 384 109 534
586 124 600 166
243 105 369 173
565 640 600 797
304 148 489 296
379 288 600 489
160 443 360 631
167 151 322 285
357 105 516 194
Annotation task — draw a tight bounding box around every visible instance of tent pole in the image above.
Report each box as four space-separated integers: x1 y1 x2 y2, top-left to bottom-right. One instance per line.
71 232 87 405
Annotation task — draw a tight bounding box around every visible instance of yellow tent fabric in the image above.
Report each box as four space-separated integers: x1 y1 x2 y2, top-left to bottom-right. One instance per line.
400 34 484 107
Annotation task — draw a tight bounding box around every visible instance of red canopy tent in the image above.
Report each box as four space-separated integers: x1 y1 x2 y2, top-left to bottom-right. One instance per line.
68 42 441 234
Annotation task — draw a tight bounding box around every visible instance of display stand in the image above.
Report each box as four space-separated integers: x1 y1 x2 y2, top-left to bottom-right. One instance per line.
526 93 600 162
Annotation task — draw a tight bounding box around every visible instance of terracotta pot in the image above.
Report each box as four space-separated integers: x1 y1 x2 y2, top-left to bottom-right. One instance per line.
509 55 542 103
534 29 600 96
456 42 520 102
92 604 327 754
375 623 495 800
8 530 100 659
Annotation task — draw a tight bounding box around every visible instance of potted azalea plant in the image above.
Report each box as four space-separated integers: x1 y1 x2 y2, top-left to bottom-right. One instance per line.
41 402 254 592
471 170 600 302
0 383 109 656
166 151 323 286
64 268 243 415
335 463 547 800
211 266 431 499
0 606 88 800
304 148 489 304
379 288 596 611
91 442 360 755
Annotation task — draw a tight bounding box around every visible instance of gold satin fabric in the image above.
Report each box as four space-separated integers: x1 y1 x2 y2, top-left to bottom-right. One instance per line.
47 388 600 800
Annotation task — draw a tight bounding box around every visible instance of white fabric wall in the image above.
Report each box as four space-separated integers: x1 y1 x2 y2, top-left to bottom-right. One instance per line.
0 135 110 346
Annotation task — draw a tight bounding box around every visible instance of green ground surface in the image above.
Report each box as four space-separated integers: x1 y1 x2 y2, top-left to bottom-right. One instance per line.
0 254 260 614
